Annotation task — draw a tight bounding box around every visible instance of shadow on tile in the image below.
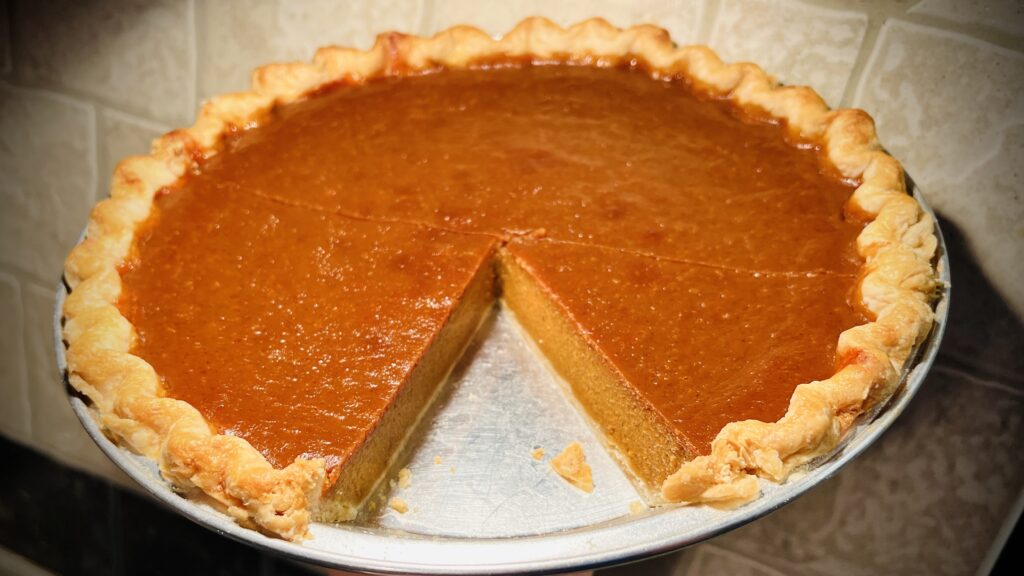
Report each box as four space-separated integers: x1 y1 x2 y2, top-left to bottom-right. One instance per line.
933 213 1024 384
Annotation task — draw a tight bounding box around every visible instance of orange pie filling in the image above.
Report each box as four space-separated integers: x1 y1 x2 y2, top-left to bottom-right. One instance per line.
117 63 869 516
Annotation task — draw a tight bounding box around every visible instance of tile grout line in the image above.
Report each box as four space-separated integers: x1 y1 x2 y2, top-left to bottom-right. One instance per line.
186 0 199 120
937 349 1024 387
694 0 721 45
416 0 435 36
839 14 886 110
899 11 1024 55
99 107 173 134
0 82 102 284
0 262 64 295
0 79 96 113
3 75 183 129
86 99 99 206
1 1 187 131
848 14 1024 116
881 17 1024 60
931 363 1024 399
94 106 111 202
795 0 1024 53
0 78 160 209
1 272 32 443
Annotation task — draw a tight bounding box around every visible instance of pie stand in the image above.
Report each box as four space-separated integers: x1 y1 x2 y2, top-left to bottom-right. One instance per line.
55 183 949 575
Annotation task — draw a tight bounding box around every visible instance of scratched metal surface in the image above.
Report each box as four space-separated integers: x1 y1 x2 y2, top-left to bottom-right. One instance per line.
364 310 643 537
56 187 949 574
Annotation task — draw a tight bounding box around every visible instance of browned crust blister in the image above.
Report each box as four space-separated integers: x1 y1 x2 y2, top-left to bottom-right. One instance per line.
62 17 938 540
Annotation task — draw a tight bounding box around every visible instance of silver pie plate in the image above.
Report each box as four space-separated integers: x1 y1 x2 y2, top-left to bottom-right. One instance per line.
55 185 949 575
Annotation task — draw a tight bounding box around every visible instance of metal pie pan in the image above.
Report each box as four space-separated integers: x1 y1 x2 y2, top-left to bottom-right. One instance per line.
55 186 949 575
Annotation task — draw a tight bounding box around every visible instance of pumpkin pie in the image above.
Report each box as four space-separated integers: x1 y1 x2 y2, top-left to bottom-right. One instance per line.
62 18 938 541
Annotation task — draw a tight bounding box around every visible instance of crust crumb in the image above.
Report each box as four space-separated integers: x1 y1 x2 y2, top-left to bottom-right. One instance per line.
388 497 408 514
550 441 594 493
434 455 442 465
398 467 412 489
531 447 545 460
629 501 646 515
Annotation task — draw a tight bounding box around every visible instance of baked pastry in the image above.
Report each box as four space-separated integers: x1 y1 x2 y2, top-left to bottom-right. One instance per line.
62 18 937 541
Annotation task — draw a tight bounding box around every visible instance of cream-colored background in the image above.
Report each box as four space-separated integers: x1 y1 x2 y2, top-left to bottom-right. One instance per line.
1 1 1022 575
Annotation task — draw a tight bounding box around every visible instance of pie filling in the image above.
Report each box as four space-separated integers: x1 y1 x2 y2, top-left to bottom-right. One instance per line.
118 62 866 514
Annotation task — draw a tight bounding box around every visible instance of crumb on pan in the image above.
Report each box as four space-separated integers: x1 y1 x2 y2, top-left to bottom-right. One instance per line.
388 497 408 514
532 447 545 460
550 441 594 493
629 501 646 515
398 467 412 489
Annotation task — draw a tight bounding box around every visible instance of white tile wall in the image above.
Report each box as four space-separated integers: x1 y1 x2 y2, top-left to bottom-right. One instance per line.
10 0 194 125
708 0 868 106
97 109 170 200
911 0 1024 37
0 83 96 284
0 1 1021 572
198 0 424 99
854 20 1024 316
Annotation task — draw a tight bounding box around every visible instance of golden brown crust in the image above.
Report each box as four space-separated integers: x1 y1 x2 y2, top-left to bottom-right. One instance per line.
62 17 937 539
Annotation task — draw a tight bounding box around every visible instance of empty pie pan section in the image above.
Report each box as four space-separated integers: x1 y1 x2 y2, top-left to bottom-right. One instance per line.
55 184 949 574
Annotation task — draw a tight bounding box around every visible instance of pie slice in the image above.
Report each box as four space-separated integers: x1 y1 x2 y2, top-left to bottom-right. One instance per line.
77 183 496 535
61 18 938 541
501 238 866 501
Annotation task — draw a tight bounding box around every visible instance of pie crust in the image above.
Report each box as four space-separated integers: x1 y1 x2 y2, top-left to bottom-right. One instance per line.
62 17 938 540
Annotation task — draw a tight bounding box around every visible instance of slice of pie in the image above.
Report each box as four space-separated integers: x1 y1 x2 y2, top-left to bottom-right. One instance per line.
501 237 868 500
62 18 938 541
121 185 497 524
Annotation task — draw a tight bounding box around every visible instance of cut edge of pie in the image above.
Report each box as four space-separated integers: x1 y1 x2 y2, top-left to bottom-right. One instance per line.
499 245 687 502
316 243 498 524
61 17 939 541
